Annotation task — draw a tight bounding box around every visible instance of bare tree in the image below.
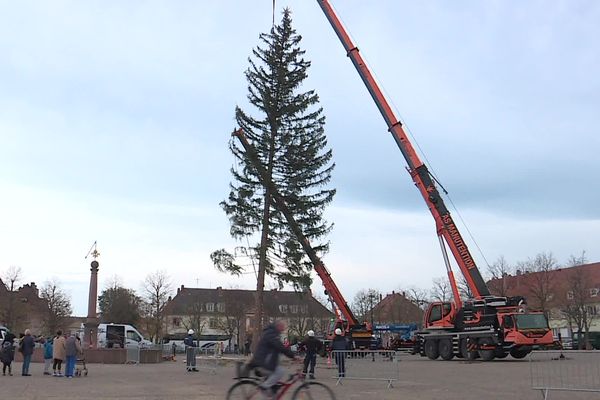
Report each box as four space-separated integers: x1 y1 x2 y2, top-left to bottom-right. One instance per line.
142 270 172 343
561 251 593 349
215 299 247 352
40 279 73 336
182 296 207 341
458 276 475 300
430 277 452 303
351 288 380 323
565 251 587 268
520 252 558 315
0 266 26 330
486 256 513 296
2 266 22 291
405 287 430 310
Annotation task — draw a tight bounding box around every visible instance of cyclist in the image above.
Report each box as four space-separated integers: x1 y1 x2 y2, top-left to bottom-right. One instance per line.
249 320 296 398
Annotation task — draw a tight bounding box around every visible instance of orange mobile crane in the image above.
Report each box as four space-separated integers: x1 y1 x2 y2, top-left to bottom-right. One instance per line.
231 129 373 350
316 0 555 360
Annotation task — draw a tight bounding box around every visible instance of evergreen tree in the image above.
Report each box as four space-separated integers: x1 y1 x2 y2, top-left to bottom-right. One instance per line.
217 9 335 333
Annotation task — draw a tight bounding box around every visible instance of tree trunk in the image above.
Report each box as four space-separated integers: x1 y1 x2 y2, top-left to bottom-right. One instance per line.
252 133 276 351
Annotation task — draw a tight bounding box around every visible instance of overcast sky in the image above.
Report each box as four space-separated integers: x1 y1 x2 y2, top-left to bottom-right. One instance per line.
1 1 598 316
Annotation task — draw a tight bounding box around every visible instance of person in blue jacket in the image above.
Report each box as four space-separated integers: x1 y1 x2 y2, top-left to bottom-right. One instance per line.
43 337 53 375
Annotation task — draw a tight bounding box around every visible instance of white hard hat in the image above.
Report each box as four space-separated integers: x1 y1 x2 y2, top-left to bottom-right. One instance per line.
307 330 315 337
334 328 342 335
188 329 194 335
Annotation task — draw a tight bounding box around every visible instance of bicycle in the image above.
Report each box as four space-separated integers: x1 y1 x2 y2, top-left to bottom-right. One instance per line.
226 362 336 400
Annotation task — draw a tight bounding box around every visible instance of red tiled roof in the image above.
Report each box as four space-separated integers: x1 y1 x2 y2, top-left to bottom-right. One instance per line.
372 292 423 324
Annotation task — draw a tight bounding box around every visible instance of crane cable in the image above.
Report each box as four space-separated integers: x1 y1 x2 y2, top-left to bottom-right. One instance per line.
330 6 492 270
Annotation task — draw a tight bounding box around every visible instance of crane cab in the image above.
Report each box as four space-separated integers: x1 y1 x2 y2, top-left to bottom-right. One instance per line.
424 302 455 329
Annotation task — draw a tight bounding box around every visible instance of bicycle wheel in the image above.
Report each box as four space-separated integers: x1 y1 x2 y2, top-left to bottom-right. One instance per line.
292 381 336 400
226 380 261 400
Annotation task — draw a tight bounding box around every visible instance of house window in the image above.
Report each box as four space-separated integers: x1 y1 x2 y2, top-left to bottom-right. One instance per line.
217 303 225 312
567 291 574 300
590 288 599 298
587 305 597 316
209 318 219 329
206 303 214 312
172 317 181 327
300 305 308 314
279 305 288 314
290 305 299 314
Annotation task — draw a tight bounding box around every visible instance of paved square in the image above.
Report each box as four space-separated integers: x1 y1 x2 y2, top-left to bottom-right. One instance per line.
0 356 594 399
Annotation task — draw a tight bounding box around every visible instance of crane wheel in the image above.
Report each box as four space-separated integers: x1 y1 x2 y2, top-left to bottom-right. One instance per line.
478 338 496 361
460 339 477 361
424 340 439 360
494 348 508 359
438 339 454 361
510 347 530 359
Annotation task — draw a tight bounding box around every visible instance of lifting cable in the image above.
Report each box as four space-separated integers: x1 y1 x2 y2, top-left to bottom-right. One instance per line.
361 37 492 270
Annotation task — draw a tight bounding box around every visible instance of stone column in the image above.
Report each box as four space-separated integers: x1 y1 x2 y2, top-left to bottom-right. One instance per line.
83 260 100 349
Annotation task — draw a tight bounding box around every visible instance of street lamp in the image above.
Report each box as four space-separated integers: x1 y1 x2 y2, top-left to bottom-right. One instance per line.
368 293 376 362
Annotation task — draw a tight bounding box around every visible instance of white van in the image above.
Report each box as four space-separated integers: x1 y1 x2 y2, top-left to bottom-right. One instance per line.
97 323 152 349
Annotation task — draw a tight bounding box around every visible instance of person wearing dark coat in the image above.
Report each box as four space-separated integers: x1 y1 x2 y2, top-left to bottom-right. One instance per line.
300 330 322 379
1 332 16 376
330 328 348 377
249 320 295 395
184 329 198 372
20 329 35 376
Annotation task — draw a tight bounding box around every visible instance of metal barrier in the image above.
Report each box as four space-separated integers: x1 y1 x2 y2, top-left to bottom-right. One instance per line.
194 348 221 374
329 350 399 388
125 346 140 364
161 344 175 361
529 350 600 399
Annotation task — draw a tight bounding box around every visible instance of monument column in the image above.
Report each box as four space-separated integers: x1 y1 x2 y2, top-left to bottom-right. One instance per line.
83 245 100 349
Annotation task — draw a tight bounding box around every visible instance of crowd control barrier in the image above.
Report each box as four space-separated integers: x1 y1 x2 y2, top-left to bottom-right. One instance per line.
330 350 399 388
529 350 600 399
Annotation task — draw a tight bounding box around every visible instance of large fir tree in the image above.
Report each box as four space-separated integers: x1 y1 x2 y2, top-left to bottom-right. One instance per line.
217 9 335 333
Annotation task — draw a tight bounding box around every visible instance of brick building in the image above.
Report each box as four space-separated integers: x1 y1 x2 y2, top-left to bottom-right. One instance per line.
0 280 48 335
371 291 424 325
488 262 600 347
163 286 333 350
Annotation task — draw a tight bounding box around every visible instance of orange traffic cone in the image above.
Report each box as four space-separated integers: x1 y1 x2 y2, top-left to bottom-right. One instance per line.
327 352 332 369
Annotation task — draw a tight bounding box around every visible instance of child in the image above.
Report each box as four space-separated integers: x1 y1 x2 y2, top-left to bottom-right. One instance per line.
1 333 16 376
43 337 53 375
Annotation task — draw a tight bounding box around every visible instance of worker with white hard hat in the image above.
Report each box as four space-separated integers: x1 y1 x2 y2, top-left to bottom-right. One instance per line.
184 329 198 372
300 330 322 379
330 327 347 378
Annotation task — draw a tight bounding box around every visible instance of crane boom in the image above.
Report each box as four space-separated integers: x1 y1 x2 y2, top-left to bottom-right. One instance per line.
231 128 360 327
317 0 490 299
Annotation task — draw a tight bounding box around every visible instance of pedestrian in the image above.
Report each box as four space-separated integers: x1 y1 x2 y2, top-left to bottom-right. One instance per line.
244 337 251 356
184 329 198 372
330 328 347 378
19 329 35 376
300 330 322 379
1 332 16 376
43 337 53 375
52 330 66 377
64 333 82 378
